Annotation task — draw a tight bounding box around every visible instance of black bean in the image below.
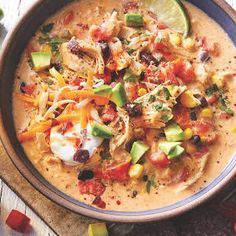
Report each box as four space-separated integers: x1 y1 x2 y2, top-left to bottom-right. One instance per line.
140 51 159 66
159 132 165 137
20 82 26 93
199 50 210 63
194 95 208 108
98 41 110 62
140 71 145 81
190 111 197 121
111 71 118 81
143 175 148 182
73 149 90 163
78 170 94 181
132 190 138 198
125 103 142 117
191 135 201 145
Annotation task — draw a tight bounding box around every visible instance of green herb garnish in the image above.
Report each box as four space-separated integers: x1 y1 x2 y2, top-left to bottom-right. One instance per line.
40 23 54 34
155 37 163 43
120 38 130 45
154 103 164 111
27 58 33 69
163 87 171 100
145 175 156 193
205 84 219 96
127 48 136 55
148 95 156 103
218 92 234 116
161 114 172 123
146 180 151 193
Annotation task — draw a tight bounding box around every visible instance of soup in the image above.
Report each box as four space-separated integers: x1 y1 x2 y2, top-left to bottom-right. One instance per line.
12 0 236 211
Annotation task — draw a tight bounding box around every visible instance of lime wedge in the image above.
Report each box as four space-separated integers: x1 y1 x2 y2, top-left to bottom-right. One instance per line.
140 0 190 37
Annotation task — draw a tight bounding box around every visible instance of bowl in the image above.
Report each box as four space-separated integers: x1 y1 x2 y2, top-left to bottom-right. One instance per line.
0 0 236 222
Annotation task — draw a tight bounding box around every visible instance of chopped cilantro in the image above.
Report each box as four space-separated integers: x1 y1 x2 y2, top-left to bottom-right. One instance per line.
218 93 234 116
150 175 156 188
127 48 136 55
145 175 156 193
46 78 54 85
27 58 33 69
205 84 219 96
163 87 171 100
40 23 54 34
155 37 163 43
148 95 156 103
120 38 130 45
154 103 164 111
146 180 151 193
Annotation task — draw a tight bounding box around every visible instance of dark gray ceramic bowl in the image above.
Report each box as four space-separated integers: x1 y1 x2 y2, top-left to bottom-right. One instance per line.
0 0 236 222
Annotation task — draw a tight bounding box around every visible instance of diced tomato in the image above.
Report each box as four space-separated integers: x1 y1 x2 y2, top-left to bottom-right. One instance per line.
101 106 117 123
78 179 106 196
207 94 218 105
92 196 106 209
154 42 167 51
20 84 36 95
149 151 171 168
26 43 38 57
63 11 74 25
218 112 231 120
6 210 31 233
144 65 165 84
98 69 112 84
173 59 195 83
95 161 131 181
174 107 191 129
89 25 111 42
69 76 85 88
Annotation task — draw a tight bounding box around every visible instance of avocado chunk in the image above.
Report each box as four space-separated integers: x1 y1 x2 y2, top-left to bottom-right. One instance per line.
123 69 139 82
110 83 127 107
168 145 185 160
164 123 184 142
31 52 51 72
125 13 144 27
91 122 113 139
93 85 112 97
130 141 149 164
88 223 108 236
159 141 181 155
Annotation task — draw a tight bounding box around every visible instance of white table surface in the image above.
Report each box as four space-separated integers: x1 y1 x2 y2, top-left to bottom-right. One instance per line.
0 0 235 235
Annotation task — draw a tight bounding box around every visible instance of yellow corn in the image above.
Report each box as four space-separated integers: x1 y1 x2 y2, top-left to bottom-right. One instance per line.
129 164 144 179
169 33 182 46
199 108 213 119
42 84 49 91
231 127 236 133
140 184 146 195
41 44 52 54
211 75 225 88
185 142 197 154
49 67 66 87
138 88 147 97
183 37 195 50
180 90 201 108
184 128 193 140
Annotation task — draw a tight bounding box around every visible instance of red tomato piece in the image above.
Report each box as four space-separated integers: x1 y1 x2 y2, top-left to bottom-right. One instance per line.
95 161 131 181
69 76 85 88
26 43 38 57
173 59 195 83
89 25 111 42
78 179 106 196
6 210 31 233
21 84 36 95
92 196 106 209
149 151 171 168
98 69 112 84
101 106 117 123
63 11 74 25
207 94 218 105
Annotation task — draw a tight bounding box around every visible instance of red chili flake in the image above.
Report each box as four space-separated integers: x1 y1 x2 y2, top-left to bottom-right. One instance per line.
59 121 73 134
21 84 36 95
6 210 31 233
116 200 121 205
92 196 106 209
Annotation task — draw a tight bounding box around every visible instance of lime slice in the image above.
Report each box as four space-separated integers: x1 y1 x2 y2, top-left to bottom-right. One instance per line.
140 0 190 37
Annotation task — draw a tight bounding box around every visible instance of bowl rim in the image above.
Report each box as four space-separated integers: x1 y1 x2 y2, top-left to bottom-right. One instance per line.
0 0 236 223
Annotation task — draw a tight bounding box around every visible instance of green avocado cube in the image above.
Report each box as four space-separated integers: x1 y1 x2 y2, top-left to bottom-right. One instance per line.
110 83 127 107
130 141 150 164
123 69 139 82
31 52 51 72
93 85 112 97
125 13 144 27
91 122 113 139
168 145 185 160
159 141 181 156
88 223 109 236
164 123 184 142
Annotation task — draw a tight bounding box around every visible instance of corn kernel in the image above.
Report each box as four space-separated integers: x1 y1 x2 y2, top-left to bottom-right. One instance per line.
231 128 236 133
184 128 193 140
140 184 146 195
42 84 49 91
41 44 51 54
180 90 201 108
169 33 182 46
199 108 213 118
183 37 195 50
185 142 197 154
138 88 147 97
211 75 225 88
129 164 144 179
